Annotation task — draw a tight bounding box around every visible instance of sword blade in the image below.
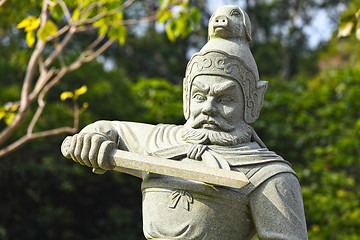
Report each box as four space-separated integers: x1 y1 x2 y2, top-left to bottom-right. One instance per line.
110 148 249 189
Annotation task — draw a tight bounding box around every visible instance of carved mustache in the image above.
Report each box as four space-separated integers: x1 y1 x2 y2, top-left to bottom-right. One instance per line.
191 117 234 132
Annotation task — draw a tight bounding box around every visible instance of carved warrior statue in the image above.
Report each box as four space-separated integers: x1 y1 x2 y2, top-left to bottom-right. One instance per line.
61 5 308 240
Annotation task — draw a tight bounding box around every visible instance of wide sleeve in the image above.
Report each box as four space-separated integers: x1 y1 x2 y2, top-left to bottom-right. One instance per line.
79 120 156 154
249 173 308 240
78 120 157 178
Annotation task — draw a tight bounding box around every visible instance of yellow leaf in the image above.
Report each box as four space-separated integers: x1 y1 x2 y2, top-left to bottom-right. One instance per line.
37 20 58 41
4 113 16 125
159 0 170 10
311 224 320 233
72 8 80 22
157 9 173 23
9 104 19 112
74 85 87 96
118 26 127 45
98 24 108 36
337 189 346 197
24 18 41 32
82 102 89 109
93 18 105 27
26 31 36 48
60 91 74 101
337 21 354 38
0 110 6 120
17 16 37 29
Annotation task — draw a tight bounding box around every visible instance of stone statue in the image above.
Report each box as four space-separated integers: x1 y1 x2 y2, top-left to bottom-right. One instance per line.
61 5 308 240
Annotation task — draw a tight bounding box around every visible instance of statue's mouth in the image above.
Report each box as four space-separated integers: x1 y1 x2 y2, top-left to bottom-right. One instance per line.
201 119 220 130
214 26 227 32
213 26 231 37
192 119 218 130
193 118 233 132
202 122 218 130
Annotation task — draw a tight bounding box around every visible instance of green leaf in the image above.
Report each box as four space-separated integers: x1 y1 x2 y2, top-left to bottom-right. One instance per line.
356 21 360 40
51 4 64 22
26 31 36 48
165 21 176 42
159 0 171 10
157 9 173 23
109 25 127 45
82 0 93 7
37 20 58 41
190 7 201 26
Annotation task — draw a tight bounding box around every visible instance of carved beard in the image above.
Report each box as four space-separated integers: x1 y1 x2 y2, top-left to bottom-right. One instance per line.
182 123 252 146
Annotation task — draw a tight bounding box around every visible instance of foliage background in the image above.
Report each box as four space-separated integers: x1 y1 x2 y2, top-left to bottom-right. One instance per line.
0 0 359 239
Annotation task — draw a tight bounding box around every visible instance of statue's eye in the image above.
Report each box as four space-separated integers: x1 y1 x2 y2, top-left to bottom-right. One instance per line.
218 95 234 103
230 9 241 16
193 93 206 102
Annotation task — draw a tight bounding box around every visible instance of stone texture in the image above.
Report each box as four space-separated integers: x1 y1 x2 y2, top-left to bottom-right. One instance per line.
61 5 308 240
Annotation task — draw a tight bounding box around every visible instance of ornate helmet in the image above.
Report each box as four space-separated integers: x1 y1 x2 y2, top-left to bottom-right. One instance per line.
183 50 268 124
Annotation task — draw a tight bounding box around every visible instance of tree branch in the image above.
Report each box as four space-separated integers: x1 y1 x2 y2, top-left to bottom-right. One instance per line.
0 0 7 7
44 27 76 68
75 25 98 33
73 100 80 130
117 13 158 26
76 0 135 26
0 0 170 156
86 33 106 51
0 127 77 158
58 0 72 23
27 95 46 135
47 25 70 42
67 38 115 72
0 1 49 146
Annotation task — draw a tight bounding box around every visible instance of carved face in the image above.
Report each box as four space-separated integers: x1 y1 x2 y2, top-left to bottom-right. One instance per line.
185 75 245 133
208 5 251 40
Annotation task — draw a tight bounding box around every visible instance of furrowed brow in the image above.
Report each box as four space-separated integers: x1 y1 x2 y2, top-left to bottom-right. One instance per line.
192 81 209 93
213 82 238 94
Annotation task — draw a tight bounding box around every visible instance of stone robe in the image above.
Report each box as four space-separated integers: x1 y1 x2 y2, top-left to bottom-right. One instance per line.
80 121 308 240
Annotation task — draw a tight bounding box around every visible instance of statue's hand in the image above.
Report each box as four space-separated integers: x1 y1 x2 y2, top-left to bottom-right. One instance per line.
61 133 117 174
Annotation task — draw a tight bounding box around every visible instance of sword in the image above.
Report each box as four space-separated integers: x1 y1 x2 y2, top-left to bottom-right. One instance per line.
61 138 249 189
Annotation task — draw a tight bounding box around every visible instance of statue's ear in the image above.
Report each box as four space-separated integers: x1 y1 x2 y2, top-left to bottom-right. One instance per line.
244 81 267 123
240 8 252 42
208 14 215 41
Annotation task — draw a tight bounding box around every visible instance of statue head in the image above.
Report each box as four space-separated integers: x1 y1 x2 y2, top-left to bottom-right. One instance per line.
183 50 268 125
208 5 252 41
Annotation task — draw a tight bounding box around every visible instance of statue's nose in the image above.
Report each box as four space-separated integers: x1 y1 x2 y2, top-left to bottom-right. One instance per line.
201 100 217 116
213 15 228 28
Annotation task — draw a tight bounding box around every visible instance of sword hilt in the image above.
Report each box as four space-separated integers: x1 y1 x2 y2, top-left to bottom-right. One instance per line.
61 136 116 175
